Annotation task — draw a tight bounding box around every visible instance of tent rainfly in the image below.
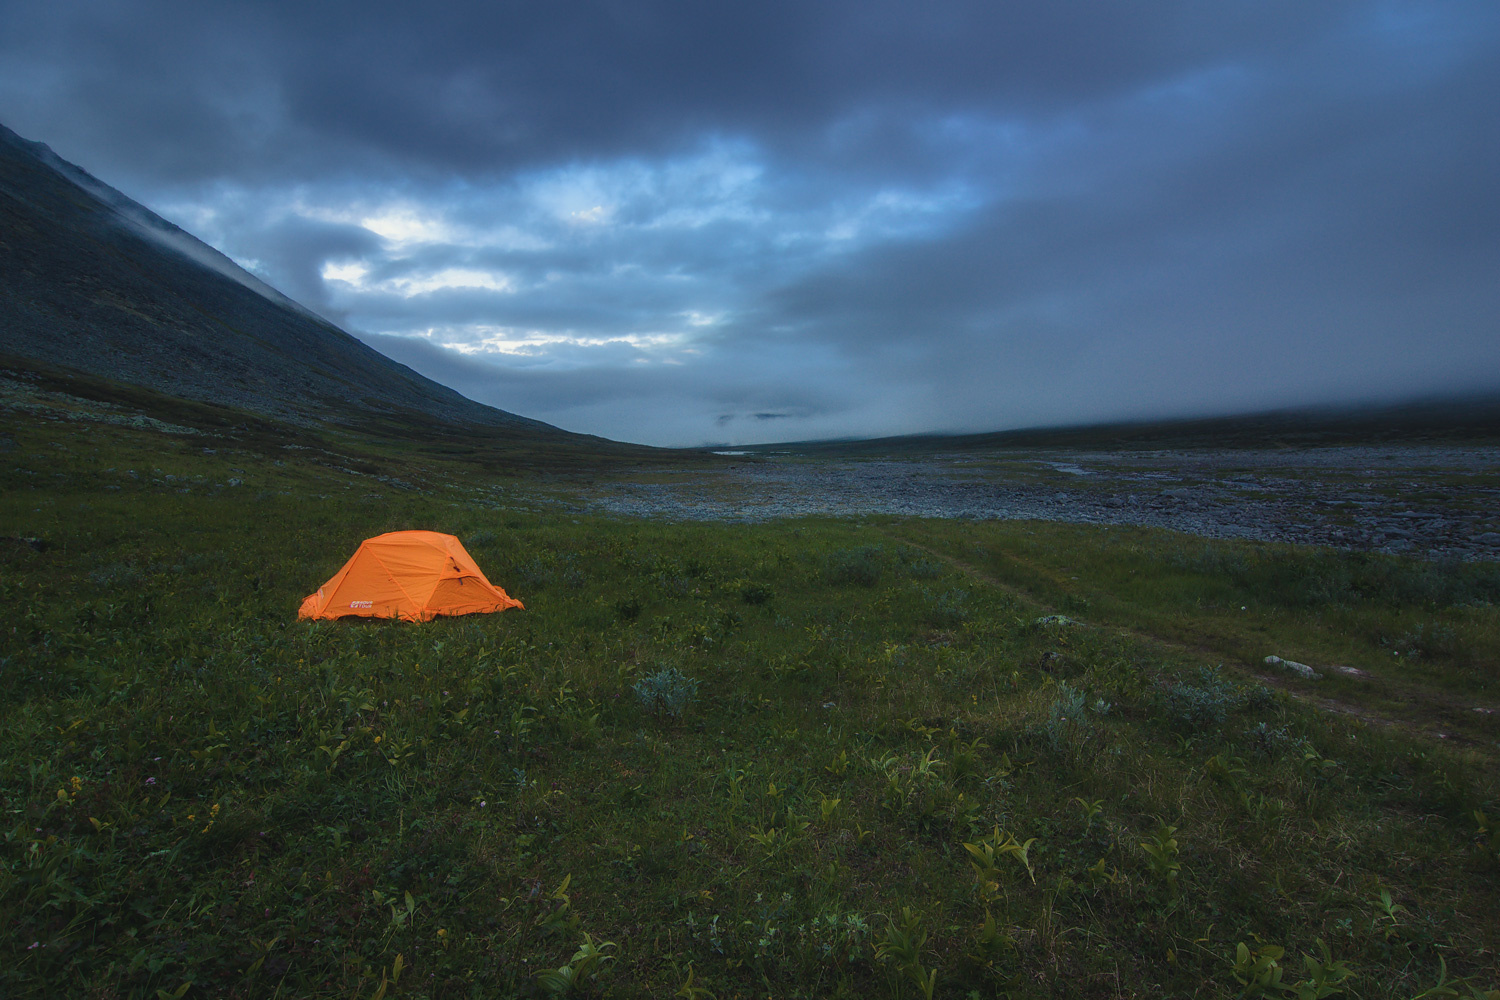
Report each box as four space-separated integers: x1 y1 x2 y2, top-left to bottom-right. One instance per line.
298 530 524 622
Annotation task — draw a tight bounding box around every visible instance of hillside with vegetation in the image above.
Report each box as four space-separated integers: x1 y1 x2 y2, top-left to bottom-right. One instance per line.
0 122 570 437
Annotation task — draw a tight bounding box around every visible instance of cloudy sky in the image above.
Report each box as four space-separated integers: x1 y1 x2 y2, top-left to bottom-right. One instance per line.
2 2 1497 445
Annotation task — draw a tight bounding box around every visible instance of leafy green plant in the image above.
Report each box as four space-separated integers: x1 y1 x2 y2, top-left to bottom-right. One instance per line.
720 765 749 814
1205 752 1250 785
537 933 617 995
1475 810 1499 864
967 909 1014 968
540 876 582 938
1072 796 1104 832
747 806 809 857
1371 886 1405 941
1407 955 1500 1000
1232 939 1288 997
947 732 987 783
964 826 1038 894
1240 790 1287 826
818 794 842 824
825 749 849 777
1231 939 1353 1000
1140 822 1182 891
366 953 404 1000
1286 940 1354 999
1087 857 1121 886
675 963 715 999
875 907 939 1000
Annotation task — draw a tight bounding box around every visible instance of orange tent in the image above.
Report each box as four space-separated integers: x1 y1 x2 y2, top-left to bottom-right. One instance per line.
298 530 524 622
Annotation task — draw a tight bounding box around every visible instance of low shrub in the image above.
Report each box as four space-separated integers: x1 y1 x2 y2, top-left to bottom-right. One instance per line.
1038 681 1101 754
1241 721 1295 757
633 666 700 717
740 582 773 605
1390 622 1461 661
923 587 970 628
1159 666 1270 733
903 556 945 580
823 545 886 587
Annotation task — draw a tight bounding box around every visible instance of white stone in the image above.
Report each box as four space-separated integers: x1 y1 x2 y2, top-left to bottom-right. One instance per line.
1265 655 1321 680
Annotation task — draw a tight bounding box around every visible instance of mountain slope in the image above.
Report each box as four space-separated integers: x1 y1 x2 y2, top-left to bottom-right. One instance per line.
0 122 560 434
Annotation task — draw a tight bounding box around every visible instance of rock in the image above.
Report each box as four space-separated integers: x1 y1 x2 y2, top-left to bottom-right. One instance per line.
1327 664 1368 678
1265 655 1321 680
1033 614 1080 627
1476 532 1500 546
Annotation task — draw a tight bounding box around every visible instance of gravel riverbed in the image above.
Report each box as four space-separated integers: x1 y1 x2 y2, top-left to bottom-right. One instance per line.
584 445 1500 561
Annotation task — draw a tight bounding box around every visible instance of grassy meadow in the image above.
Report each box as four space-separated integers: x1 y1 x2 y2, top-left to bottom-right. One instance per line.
2 408 1498 999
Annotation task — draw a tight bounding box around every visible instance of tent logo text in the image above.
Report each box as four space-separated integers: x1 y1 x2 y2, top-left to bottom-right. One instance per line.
349 600 373 609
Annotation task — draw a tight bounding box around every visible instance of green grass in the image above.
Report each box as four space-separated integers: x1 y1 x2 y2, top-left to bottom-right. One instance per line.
2 412 1498 999
900 522 1500 745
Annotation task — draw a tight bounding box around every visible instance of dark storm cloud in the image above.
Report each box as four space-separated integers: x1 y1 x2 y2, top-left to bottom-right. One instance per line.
1 1 1496 444
0 1 1365 182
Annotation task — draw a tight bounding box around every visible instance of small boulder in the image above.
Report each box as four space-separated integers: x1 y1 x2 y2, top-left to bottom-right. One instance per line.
1264 655 1321 680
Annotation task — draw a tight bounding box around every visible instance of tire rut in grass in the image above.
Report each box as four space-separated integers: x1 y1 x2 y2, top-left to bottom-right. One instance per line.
879 526 1497 752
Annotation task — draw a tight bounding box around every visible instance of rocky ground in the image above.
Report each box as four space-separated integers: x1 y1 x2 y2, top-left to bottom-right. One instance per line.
584 445 1500 561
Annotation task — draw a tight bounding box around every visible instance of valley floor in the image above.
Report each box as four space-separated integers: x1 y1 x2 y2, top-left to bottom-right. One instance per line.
2 404 1498 999
584 445 1500 561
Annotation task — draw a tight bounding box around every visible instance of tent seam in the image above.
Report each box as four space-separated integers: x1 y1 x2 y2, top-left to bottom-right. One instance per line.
366 547 424 618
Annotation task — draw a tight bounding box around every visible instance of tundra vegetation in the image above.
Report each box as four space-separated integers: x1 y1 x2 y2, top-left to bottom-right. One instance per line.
1 406 1498 999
